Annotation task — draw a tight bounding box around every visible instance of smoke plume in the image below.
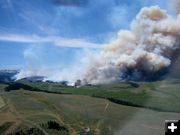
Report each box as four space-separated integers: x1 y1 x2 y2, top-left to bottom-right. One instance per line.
171 0 180 14
83 6 180 84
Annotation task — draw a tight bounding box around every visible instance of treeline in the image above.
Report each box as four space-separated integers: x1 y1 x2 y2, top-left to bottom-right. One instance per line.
4 82 64 94
0 122 12 134
9 121 69 135
9 127 44 135
5 82 40 92
107 98 178 113
40 120 69 133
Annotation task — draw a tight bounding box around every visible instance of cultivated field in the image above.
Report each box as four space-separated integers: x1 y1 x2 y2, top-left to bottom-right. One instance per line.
0 79 180 135
15 78 180 112
0 96 5 109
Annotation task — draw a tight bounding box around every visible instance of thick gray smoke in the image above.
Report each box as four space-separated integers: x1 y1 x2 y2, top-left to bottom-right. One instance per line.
83 6 180 84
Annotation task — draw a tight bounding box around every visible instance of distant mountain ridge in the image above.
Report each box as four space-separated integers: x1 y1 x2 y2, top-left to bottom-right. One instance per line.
22 76 46 82
0 69 19 83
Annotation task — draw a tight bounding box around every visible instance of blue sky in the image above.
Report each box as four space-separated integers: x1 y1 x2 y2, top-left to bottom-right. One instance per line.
0 0 171 70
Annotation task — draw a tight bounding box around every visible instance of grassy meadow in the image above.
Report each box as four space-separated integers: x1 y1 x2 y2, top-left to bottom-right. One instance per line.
15 79 180 112
0 79 180 135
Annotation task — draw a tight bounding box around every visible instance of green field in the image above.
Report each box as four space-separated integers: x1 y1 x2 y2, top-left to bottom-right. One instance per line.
0 79 180 135
13 79 180 112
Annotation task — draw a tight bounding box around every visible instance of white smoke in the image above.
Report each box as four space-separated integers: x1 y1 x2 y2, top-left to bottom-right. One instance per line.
15 47 92 82
14 3 180 84
15 68 50 80
171 0 180 14
83 6 180 84
15 67 86 83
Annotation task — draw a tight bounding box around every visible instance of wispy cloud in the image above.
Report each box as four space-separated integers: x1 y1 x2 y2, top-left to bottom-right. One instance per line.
0 33 105 48
6 0 13 8
0 0 13 9
0 34 50 43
